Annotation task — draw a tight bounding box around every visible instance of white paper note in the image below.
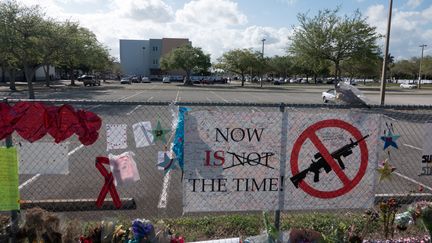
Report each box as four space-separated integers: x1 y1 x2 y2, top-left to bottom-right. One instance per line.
106 124 128 151
133 121 154 148
18 142 69 174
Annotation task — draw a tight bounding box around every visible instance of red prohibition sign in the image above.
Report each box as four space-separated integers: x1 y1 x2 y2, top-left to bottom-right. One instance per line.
290 119 368 199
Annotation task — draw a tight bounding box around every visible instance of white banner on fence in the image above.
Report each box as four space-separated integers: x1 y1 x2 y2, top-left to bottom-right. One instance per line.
420 123 432 175
284 112 379 210
183 111 282 212
18 142 69 174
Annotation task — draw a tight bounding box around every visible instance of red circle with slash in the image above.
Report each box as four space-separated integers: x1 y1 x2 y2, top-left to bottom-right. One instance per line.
290 119 368 198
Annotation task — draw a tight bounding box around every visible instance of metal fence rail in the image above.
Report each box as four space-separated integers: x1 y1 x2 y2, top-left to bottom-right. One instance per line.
1 98 432 229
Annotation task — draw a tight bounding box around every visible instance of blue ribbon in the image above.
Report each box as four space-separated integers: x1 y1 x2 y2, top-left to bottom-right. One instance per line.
172 107 191 172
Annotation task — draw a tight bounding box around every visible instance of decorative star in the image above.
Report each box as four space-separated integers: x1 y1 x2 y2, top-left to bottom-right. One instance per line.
157 152 178 174
151 121 170 143
380 130 400 150
377 159 396 182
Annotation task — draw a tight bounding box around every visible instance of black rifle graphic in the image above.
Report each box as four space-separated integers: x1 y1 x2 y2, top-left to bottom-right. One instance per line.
290 134 369 188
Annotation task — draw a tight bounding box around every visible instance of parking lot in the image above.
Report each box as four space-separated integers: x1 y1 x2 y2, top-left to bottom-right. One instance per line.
1 80 431 105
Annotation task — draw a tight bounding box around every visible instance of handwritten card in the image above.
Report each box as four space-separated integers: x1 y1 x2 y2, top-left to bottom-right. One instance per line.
109 151 140 186
133 121 154 148
106 124 128 151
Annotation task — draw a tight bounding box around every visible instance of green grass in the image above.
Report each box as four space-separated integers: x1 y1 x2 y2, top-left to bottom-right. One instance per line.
160 212 428 241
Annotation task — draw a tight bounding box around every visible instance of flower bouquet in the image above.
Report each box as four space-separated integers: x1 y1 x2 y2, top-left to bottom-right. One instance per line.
395 201 432 238
129 218 156 243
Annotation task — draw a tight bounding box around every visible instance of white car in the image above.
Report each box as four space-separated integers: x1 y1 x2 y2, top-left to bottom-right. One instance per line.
162 77 171 83
400 83 417 89
141 76 150 83
322 89 336 103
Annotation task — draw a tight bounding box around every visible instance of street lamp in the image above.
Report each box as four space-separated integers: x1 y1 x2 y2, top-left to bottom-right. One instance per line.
260 38 266 88
418 44 427 89
380 0 393 105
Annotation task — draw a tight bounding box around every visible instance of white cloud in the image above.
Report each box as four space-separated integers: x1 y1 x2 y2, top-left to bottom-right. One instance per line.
406 0 423 9
275 0 298 4
365 3 432 60
365 4 387 34
55 0 95 4
112 0 174 23
176 0 247 27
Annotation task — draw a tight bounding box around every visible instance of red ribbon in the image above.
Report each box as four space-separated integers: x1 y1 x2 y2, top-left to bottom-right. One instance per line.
95 156 121 209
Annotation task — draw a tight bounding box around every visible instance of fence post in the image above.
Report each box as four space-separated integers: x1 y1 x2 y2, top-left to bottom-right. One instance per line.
3 98 18 243
275 103 288 242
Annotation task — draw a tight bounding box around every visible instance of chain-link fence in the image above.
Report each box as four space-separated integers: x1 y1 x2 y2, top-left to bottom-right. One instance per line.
1 99 432 238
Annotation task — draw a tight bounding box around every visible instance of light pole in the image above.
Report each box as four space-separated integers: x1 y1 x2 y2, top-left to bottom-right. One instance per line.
418 44 427 89
261 38 266 88
380 0 393 105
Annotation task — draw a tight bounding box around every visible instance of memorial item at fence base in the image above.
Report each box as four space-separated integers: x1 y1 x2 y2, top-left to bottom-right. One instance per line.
95 156 121 209
0 147 19 211
106 124 128 151
0 102 101 145
377 158 396 182
157 152 178 174
395 201 432 238
130 218 155 243
171 107 191 172
18 142 69 175
109 151 140 186
133 121 154 147
151 121 170 143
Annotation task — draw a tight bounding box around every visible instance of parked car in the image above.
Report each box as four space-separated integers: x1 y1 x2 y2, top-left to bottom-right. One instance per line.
120 77 132 84
273 79 282 85
78 75 101 86
322 89 336 103
141 76 151 83
162 77 171 83
400 83 417 89
131 76 140 83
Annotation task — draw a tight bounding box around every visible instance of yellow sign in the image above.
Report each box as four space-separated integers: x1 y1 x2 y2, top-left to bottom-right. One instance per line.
0 147 20 211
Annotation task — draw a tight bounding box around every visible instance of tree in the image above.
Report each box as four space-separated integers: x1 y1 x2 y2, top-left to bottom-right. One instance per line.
289 8 380 82
268 55 293 79
57 22 108 86
340 50 381 84
391 59 419 81
39 20 65 87
0 0 47 98
216 49 261 87
292 54 331 83
160 45 211 86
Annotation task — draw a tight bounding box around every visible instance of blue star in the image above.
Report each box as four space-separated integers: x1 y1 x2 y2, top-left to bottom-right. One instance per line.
157 153 177 174
380 131 400 150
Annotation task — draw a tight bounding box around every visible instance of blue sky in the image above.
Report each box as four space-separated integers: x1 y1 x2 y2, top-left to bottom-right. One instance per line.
16 0 432 61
